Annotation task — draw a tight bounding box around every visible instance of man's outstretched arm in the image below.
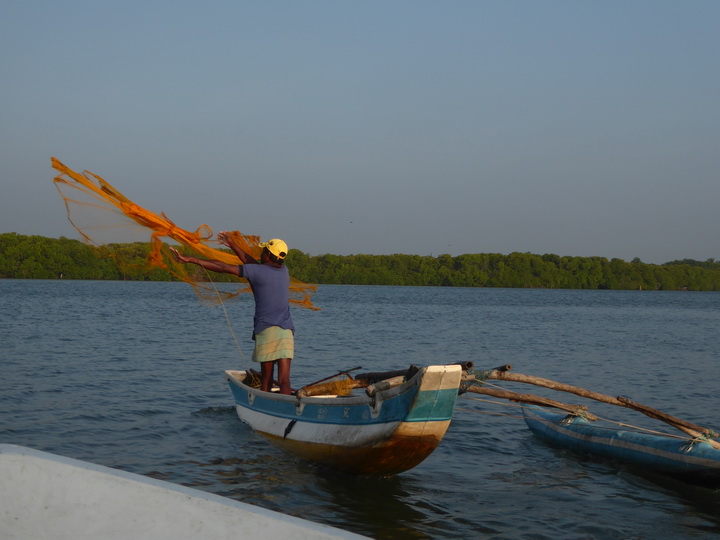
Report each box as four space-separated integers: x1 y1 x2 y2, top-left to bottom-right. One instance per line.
170 247 241 276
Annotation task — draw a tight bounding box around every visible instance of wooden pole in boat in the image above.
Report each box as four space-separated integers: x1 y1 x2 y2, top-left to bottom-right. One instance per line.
303 366 363 387
295 366 364 397
484 370 720 449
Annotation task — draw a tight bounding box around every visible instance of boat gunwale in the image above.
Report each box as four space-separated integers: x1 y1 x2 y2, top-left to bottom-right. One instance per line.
224 368 423 408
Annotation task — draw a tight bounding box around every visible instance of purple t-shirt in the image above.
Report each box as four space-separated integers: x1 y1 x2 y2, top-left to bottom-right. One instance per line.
240 263 294 338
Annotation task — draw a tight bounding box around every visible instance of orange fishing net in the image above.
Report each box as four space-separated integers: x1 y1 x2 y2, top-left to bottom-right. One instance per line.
51 157 318 310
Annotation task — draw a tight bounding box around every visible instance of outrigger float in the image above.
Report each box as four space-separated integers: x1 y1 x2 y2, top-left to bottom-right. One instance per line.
463 364 720 485
226 363 720 482
522 407 720 484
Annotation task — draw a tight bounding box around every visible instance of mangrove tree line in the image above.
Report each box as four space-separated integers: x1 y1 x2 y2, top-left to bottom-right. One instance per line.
1 233 719 291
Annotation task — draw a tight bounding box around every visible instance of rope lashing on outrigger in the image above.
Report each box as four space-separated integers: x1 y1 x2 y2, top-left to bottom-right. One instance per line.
459 366 503 392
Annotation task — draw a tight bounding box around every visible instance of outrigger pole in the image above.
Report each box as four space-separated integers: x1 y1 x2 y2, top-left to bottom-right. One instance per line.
462 364 720 449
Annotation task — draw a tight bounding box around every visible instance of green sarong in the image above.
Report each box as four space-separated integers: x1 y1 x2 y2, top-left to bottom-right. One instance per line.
252 326 294 363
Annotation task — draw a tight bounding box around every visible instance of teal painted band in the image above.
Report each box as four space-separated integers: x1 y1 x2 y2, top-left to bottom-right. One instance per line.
405 388 458 422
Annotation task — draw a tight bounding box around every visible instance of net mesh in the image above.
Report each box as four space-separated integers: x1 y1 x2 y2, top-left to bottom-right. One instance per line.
51 157 318 310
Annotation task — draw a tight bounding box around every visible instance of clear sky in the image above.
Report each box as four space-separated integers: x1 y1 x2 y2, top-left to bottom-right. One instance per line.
2 1 718 264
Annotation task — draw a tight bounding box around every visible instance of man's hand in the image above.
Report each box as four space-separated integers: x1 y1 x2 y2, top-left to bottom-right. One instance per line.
170 247 192 264
217 231 231 247
216 230 257 264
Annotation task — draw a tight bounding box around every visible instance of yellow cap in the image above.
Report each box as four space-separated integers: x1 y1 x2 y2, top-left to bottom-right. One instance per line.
259 238 288 259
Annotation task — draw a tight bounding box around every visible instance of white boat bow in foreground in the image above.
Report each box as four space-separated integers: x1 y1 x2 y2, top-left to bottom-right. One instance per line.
0 444 368 540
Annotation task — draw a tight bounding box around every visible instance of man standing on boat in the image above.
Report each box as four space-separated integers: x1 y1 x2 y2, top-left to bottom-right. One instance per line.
170 233 294 395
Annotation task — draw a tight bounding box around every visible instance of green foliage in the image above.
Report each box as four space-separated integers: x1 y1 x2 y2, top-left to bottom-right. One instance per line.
0 233 119 280
285 249 720 291
2 233 720 291
664 258 720 270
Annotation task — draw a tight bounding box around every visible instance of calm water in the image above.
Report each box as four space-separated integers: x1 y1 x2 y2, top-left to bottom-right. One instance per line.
2 280 720 539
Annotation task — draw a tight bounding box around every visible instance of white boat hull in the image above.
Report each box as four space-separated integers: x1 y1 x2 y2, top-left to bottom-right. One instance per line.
0 444 367 540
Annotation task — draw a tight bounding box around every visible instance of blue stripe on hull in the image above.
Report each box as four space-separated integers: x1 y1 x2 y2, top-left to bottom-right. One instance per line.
523 406 720 478
228 381 420 425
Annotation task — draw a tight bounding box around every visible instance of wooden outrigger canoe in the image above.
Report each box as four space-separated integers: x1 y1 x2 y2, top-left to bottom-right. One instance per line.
462 364 720 484
225 364 464 476
523 407 720 483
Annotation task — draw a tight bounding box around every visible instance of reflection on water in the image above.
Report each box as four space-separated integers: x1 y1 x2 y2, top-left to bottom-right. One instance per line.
314 471 433 540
